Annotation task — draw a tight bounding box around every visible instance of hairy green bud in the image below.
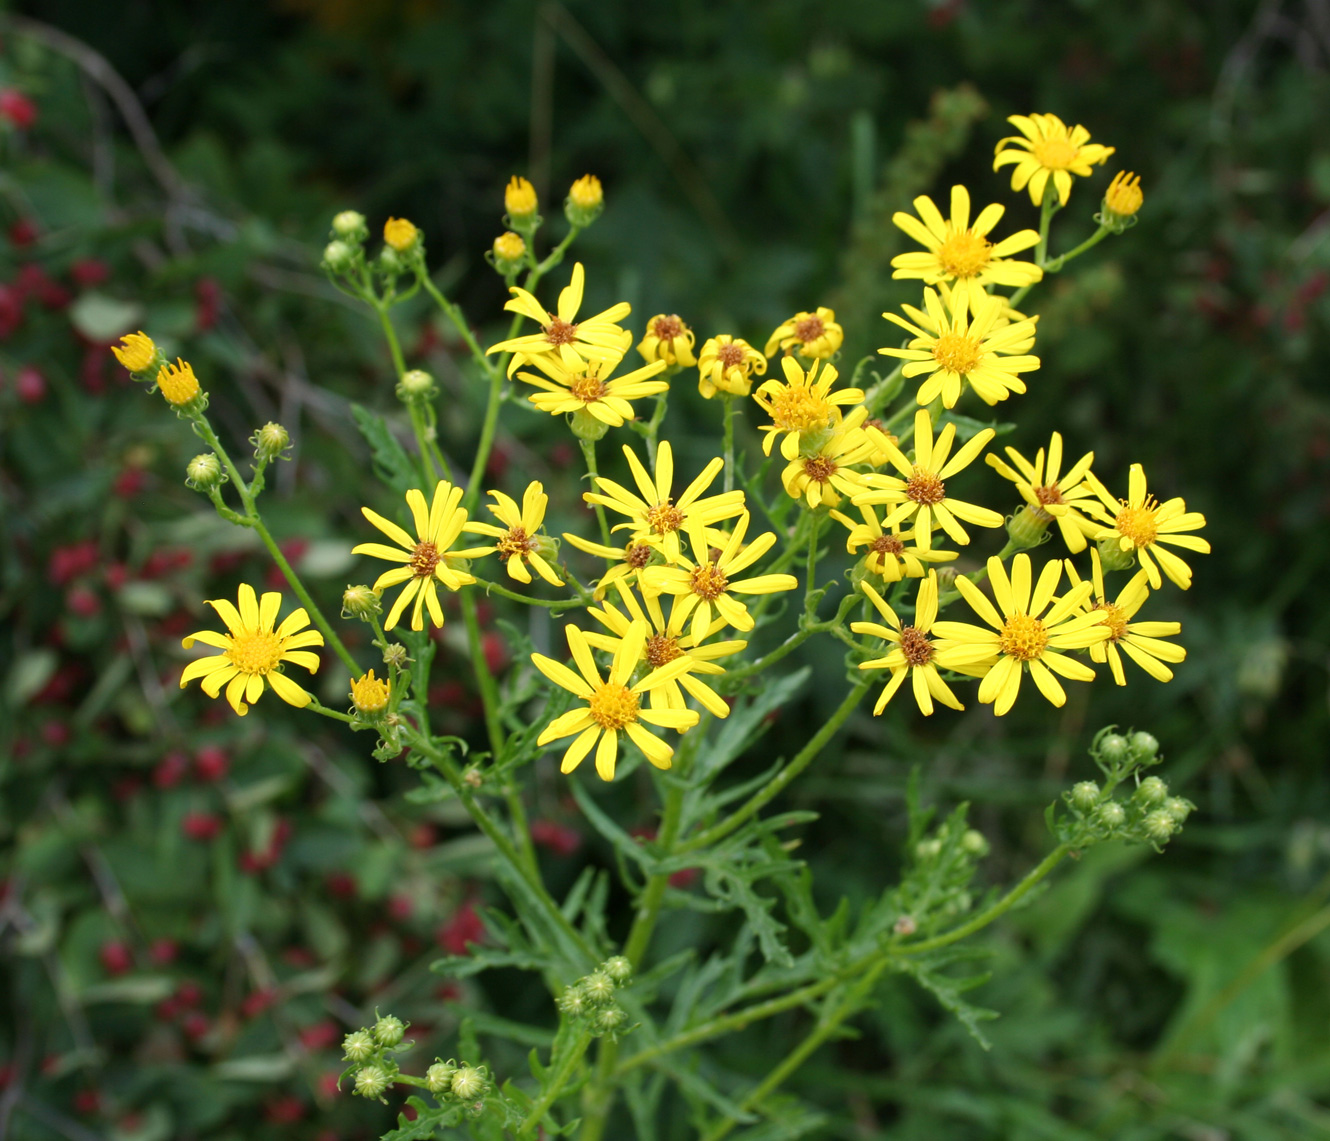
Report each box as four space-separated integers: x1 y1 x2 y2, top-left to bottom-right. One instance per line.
185 452 224 491
1163 796 1193 824
582 971 616 1006
354 1064 390 1099
251 421 291 463
569 407 609 441
425 1060 456 1094
1130 731 1160 759
373 1013 405 1047
592 1005 627 1035
1143 810 1176 843
961 830 989 857
557 984 587 1017
1070 781 1101 811
332 210 368 240
1135 776 1168 806
602 955 632 983
342 584 381 621
342 1029 375 1063
322 240 354 272
1095 801 1127 830
397 368 437 401
915 838 942 861
1006 504 1050 551
1098 733 1129 765
450 1065 487 1100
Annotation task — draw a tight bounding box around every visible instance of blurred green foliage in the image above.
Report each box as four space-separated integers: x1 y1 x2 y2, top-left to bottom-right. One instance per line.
2 0 1328 1137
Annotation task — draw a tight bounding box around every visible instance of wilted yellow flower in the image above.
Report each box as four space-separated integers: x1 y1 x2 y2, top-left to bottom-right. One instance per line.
111 331 157 374
697 335 766 398
351 669 391 714
993 113 1115 206
764 307 844 360
383 217 420 252
752 357 864 460
830 504 957 581
985 431 1101 554
638 314 696 368
505 176 539 220
462 481 564 586
179 584 323 716
157 358 202 407
1103 171 1144 219
891 186 1043 314
1082 463 1210 590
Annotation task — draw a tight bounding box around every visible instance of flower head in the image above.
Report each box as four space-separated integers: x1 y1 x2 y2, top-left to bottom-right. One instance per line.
352 481 480 631
829 503 957 582
566 174 605 226
491 231 526 275
505 176 539 221
463 481 563 586
487 263 633 377
111 331 158 374
930 554 1111 715
531 620 699 780
179 584 324 716
853 410 1003 551
583 440 745 564
383 217 420 253
516 353 668 427
1103 171 1144 220
697 335 766 398
890 186 1043 313
764 307 844 360
880 287 1039 409
1064 550 1185 685
351 669 391 714
752 357 864 460
157 358 203 408
780 404 875 509
985 431 1100 554
1082 463 1209 590
562 533 659 598
993 113 1115 206
852 574 994 715
637 314 696 368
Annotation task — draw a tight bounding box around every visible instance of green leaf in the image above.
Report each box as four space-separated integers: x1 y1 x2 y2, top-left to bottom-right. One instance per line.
936 410 1016 441
695 669 810 784
896 957 997 1050
351 404 419 497
70 292 143 343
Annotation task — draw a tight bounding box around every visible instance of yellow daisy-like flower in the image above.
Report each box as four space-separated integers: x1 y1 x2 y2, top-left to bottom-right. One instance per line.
697 334 767 398
640 512 799 643
764 307 844 360
1082 464 1210 591
638 314 696 368
1064 550 1185 685
853 410 1004 551
583 440 745 564
752 357 865 460
890 185 1043 313
780 405 876 509
383 217 420 253
562 533 658 599
157 358 203 408
179 584 323 716
111 331 157 374
462 481 564 586
582 582 746 720
352 481 479 632
486 262 634 377
930 554 1111 715
993 113 1116 207
880 287 1040 409
516 353 668 427
829 503 957 581
852 574 995 716
985 431 1101 554
350 669 391 714
531 620 699 780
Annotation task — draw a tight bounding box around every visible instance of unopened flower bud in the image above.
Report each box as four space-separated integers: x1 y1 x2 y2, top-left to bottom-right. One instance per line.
426 1060 456 1093
1096 537 1135 573
1101 171 1143 231
1070 781 1100 811
934 566 957 591
450 1065 487 1100
1135 776 1167 806
383 642 410 669
1098 733 1129 765
157 358 204 409
569 407 609 442
379 245 404 274
342 585 381 621
1163 796 1192 824
582 971 615 1006
915 838 942 861
592 1006 626 1035
354 1064 390 1099
397 368 436 401
351 670 391 715
1143 810 1175 843
1095 801 1126 830
383 217 421 254
373 1013 405 1046
504 176 539 224
342 1029 375 1062
490 231 526 277
1130 731 1159 759
111 331 160 376
251 422 291 463
603 955 632 983
565 174 604 228
961 830 989 857
1006 504 1051 551
332 210 367 240
558 985 587 1017
322 240 354 273
186 453 224 491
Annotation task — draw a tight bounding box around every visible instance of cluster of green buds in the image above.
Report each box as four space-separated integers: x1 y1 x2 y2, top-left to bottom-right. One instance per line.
423 1058 491 1117
556 956 633 1039
322 209 368 276
1056 727 1194 851
341 1011 413 1104
892 808 991 936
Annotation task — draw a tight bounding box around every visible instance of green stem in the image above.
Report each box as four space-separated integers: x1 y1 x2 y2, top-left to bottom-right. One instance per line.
374 300 440 485
464 362 504 512
1043 224 1111 272
721 594 859 689
519 1027 595 1137
864 362 904 417
305 699 357 724
459 590 506 757
1034 193 1059 267
722 397 737 493
580 437 613 546
473 576 581 611
803 511 823 616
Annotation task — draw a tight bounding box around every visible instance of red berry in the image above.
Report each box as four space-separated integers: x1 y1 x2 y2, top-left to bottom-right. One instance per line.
182 1012 210 1041
181 812 222 841
155 997 180 1021
194 746 228 782
325 872 357 899
387 894 414 921
264 1096 306 1124
15 364 45 404
437 901 485 956
0 90 37 130
240 987 276 1019
482 632 507 673
148 938 178 966
530 820 581 857
113 468 146 498
41 721 70 747
154 751 189 789
66 586 101 618
175 980 202 1008
8 219 37 248
298 1019 339 1052
409 823 437 850
72 1088 100 1115
70 259 109 288
100 940 133 976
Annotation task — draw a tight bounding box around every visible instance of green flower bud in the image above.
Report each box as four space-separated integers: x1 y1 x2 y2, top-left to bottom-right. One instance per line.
332 210 368 240
1006 504 1051 551
933 566 957 591
1135 776 1167 806
582 971 615 1006
342 584 382 621
592 1005 626 1035
379 245 405 274
450 1065 487 1100
373 1013 405 1047
1130 731 1160 759
354 1064 391 1100
1163 796 1193 824
558 984 588 1017
425 1060 457 1094
342 1029 375 1062
1143 810 1176 843
251 422 291 463
1070 781 1101 811
322 240 355 273
185 452 224 491
915 838 942 861
1098 733 1129 765
961 830 989 857
397 368 437 402
383 642 410 669
569 407 609 441
1095 801 1126 830
1096 537 1136 573
602 955 632 983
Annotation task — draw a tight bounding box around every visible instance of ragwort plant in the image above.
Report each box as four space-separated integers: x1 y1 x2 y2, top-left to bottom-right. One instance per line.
117 116 1207 1139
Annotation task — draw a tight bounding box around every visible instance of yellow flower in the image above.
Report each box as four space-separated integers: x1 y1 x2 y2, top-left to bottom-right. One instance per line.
516 353 668 427
993 113 1116 206
829 503 957 581
352 481 480 631
697 334 766 398
1103 171 1144 220
179 584 323 716
157 358 202 407
562 534 658 599
930 554 1111 715
351 669 391 714
531 619 699 780
752 357 864 460
383 217 420 253
581 581 746 719
1064 549 1185 685
462 481 564 586
111 331 157 374
638 314 697 368
583 440 745 564
985 431 1101 554
890 185 1043 313
1082 463 1210 590
780 404 875 509
853 410 1003 551
764 307 844 360
568 174 603 209
852 574 995 716
880 287 1039 409
640 512 798 643
505 175 539 220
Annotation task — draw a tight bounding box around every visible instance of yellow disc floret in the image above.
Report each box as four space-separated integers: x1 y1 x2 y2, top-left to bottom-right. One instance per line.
588 682 640 730
997 613 1049 662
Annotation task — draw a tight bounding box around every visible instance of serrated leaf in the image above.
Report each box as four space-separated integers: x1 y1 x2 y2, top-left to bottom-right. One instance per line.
896 958 997 1049
936 410 1016 441
351 404 419 497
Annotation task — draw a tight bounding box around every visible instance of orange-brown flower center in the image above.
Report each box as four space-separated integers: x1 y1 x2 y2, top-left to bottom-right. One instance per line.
497 526 534 560
1115 498 1159 547
717 341 746 369
906 467 946 506
1091 601 1128 643
1031 137 1078 170
570 373 608 403
652 315 683 341
870 534 905 556
410 541 442 577
802 456 837 483
998 613 1048 662
645 501 685 535
690 562 729 601
1034 482 1064 506
899 625 933 667
545 316 580 345
645 634 683 669
625 541 652 569
588 682 639 730
931 332 982 375
226 629 283 675
936 231 992 278
793 315 826 343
